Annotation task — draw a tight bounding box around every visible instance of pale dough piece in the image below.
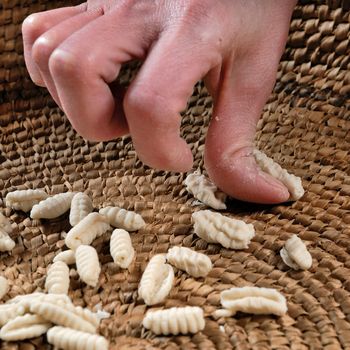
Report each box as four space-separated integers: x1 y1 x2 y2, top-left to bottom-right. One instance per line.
47 326 109 350
0 275 9 300
110 229 135 268
99 206 145 231
53 250 76 265
0 314 51 341
5 189 48 212
8 292 71 309
0 304 25 327
280 234 312 270
69 192 94 226
166 246 212 278
214 286 287 318
253 149 304 201
138 254 174 306
45 261 70 294
65 213 110 250
30 192 75 219
184 170 227 210
30 301 96 333
0 212 15 252
192 210 255 249
143 306 205 335
75 245 101 287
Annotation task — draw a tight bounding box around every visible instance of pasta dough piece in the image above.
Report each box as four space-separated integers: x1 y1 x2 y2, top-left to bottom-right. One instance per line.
280 234 312 270
143 306 205 335
5 189 48 212
0 213 15 251
53 250 76 265
45 261 70 294
0 314 51 341
0 304 25 326
214 286 287 318
30 301 96 333
110 229 135 268
99 206 145 231
65 213 110 250
184 171 227 210
166 246 212 278
69 192 94 226
0 275 9 300
138 254 174 306
47 326 109 350
31 192 75 219
253 149 304 201
75 245 101 287
8 292 71 309
192 210 255 249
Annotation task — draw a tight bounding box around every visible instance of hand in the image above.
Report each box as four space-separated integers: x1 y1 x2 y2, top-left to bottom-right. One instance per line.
22 0 297 204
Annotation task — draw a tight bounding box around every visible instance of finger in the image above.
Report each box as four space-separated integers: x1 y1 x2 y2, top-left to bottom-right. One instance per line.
32 8 101 106
48 10 150 141
124 33 220 172
205 50 290 204
22 4 86 86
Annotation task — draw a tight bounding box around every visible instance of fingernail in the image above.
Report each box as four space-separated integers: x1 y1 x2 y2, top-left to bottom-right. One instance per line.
259 170 290 201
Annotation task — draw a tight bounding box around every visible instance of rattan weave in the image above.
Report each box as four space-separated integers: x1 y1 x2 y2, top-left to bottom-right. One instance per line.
1 0 350 349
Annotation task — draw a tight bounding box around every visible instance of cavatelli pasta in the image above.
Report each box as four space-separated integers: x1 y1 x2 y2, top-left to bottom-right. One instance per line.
192 210 255 249
166 246 212 278
280 234 312 270
253 149 304 201
45 261 70 294
110 229 135 268
75 245 101 287
143 306 205 335
31 192 75 219
69 192 94 226
5 189 48 212
65 213 110 250
184 170 227 210
0 304 25 327
99 206 145 231
138 254 174 306
47 326 109 350
53 250 76 265
0 276 9 300
0 314 51 341
0 213 15 252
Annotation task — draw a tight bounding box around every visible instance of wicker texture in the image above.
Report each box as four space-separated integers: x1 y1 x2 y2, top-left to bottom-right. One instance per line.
1 0 350 349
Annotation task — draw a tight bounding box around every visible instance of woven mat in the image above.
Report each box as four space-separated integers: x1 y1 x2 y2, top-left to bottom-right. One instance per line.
1 0 350 349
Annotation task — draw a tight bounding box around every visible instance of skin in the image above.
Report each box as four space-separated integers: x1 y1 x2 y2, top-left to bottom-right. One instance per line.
22 0 297 204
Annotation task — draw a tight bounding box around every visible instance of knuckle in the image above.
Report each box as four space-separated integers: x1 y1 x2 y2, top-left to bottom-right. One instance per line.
22 13 42 39
49 49 82 78
32 37 55 67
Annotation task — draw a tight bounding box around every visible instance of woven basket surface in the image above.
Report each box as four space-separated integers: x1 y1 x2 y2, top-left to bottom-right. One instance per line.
1 0 350 349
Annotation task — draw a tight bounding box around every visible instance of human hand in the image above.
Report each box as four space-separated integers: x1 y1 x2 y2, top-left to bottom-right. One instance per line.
22 0 297 204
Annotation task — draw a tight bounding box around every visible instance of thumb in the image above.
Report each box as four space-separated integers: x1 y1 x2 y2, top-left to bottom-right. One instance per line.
204 49 290 204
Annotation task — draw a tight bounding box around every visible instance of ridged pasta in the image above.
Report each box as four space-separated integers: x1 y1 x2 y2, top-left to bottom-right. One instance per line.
5 189 48 212
99 206 145 231
253 149 304 201
280 234 312 270
214 286 287 318
45 261 70 294
110 229 135 268
184 171 227 210
0 304 25 327
0 314 51 341
30 301 96 333
47 326 109 350
138 254 174 306
65 213 110 250
75 245 101 287
0 275 9 300
143 306 205 335
0 213 15 252
69 192 94 227
192 210 255 249
53 250 76 265
31 192 75 219
166 246 212 278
